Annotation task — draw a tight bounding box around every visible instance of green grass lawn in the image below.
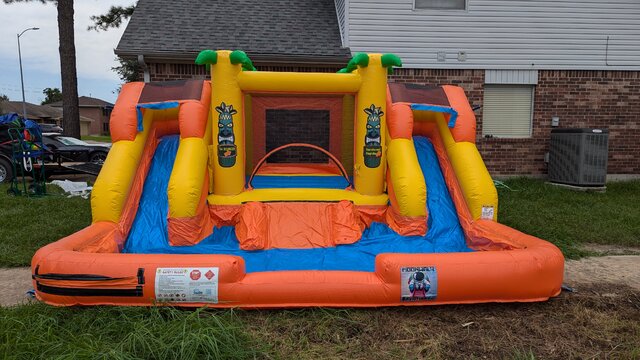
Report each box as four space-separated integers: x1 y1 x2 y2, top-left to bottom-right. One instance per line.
0 184 90 267
1 287 639 359
0 304 265 359
1 179 639 359
1 179 638 267
81 135 112 143
497 179 640 258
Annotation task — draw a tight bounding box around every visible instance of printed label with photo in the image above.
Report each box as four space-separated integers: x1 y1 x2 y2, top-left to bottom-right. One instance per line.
401 266 437 302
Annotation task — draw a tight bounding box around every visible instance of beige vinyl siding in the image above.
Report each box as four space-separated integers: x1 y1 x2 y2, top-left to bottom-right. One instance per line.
346 0 640 70
485 69 538 85
482 85 533 138
335 0 348 46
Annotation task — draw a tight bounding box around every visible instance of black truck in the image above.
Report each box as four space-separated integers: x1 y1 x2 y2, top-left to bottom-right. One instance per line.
0 114 109 183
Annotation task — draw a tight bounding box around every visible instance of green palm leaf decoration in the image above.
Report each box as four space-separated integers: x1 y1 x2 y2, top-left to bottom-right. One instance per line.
195 50 218 71
337 53 370 73
230 50 257 71
381 53 402 74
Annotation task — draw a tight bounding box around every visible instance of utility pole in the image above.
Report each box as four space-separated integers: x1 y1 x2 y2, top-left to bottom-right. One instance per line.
17 27 40 120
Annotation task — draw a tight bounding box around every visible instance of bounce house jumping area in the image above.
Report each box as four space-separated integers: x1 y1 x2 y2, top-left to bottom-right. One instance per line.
32 51 564 307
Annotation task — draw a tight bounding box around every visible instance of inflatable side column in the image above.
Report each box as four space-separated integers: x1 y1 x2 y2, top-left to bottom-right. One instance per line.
354 54 387 195
166 81 213 246
92 82 149 223
197 50 246 195
353 53 402 196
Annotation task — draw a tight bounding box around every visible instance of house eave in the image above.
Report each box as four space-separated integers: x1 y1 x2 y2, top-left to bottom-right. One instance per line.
115 49 351 67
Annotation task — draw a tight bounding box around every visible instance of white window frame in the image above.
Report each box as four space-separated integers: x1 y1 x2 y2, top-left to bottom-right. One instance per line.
413 0 468 12
482 84 535 139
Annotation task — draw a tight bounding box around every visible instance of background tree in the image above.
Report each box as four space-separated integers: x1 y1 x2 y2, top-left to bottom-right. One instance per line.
112 58 141 91
5 1 137 133
4 0 81 137
41 87 63 105
90 4 140 85
88 4 135 32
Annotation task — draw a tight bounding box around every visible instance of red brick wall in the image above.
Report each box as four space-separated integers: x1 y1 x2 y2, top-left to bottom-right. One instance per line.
389 68 640 176
533 71 640 175
147 63 340 81
147 62 640 175
79 108 101 135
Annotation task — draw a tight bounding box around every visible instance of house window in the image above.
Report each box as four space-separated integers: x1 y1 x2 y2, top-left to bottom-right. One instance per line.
482 85 534 138
102 122 110 134
414 0 466 10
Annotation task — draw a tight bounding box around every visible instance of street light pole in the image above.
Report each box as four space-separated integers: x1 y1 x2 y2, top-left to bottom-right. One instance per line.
17 27 39 121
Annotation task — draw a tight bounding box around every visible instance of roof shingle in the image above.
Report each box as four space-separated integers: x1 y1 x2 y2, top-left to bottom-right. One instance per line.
115 0 351 63
49 96 114 108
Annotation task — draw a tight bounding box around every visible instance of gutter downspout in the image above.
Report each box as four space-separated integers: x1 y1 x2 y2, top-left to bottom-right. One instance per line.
138 54 150 83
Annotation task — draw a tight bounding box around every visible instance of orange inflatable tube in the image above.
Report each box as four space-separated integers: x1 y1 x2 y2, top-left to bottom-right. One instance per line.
32 219 562 307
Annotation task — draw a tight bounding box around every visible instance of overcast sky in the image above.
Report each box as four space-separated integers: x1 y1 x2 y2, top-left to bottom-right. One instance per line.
0 0 134 105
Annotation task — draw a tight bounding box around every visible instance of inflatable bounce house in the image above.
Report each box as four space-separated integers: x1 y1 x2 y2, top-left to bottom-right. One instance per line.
32 51 564 307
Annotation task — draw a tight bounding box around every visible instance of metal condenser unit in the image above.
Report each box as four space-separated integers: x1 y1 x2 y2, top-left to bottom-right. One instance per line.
548 128 609 186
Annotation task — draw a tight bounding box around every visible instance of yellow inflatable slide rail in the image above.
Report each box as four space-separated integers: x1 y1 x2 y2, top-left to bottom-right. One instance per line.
91 80 213 245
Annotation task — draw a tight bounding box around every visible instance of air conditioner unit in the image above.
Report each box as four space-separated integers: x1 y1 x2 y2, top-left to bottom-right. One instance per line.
548 128 609 186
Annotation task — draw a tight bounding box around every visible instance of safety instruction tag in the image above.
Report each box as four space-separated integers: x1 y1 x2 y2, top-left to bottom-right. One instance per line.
155 267 219 303
481 205 495 220
401 266 437 302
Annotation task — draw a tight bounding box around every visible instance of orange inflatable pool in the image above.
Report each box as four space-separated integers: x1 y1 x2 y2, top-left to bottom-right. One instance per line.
32 51 564 307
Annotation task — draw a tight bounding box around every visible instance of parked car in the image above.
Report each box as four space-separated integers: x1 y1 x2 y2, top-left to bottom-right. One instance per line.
42 133 110 164
38 123 63 133
0 115 109 183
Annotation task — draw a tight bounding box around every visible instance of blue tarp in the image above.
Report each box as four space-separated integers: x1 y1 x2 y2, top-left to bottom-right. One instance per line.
123 135 471 272
0 113 21 125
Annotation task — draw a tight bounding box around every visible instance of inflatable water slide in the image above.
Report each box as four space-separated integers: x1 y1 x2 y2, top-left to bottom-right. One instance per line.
32 51 564 307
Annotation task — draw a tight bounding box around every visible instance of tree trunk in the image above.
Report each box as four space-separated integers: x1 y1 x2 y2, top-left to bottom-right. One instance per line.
57 0 81 138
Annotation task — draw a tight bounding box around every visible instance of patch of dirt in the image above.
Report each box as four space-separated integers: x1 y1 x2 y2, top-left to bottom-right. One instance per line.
2 257 639 358
247 283 640 359
0 267 33 307
565 255 640 291
581 243 640 256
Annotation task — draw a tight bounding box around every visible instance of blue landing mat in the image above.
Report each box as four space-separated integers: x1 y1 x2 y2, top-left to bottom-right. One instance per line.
123 135 471 272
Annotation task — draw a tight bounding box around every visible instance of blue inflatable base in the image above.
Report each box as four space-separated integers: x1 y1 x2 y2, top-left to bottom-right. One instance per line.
250 174 350 189
123 135 471 273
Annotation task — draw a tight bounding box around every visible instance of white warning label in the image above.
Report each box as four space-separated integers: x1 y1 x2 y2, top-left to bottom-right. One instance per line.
481 205 495 220
154 267 219 303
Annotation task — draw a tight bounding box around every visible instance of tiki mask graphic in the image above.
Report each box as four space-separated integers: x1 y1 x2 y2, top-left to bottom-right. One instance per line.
216 102 238 167
363 104 383 168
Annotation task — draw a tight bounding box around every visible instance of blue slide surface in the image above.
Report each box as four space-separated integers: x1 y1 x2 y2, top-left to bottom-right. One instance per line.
124 136 471 272
250 174 350 189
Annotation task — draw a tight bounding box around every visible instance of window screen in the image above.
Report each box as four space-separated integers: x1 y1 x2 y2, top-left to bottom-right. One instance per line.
415 0 466 10
482 85 534 138
265 109 330 163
